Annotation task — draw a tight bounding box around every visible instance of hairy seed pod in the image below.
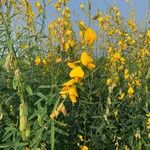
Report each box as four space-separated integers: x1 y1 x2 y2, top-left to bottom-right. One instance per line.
19 102 28 117
4 52 16 72
21 130 27 141
19 116 27 131
25 127 30 138
14 68 21 81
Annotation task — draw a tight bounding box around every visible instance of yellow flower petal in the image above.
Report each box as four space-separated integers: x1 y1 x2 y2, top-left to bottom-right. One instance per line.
84 27 97 44
67 61 80 69
35 56 41 65
88 63 96 70
81 52 94 67
67 62 77 69
63 79 76 86
60 86 70 96
128 87 134 97
69 85 78 104
146 113 150 117
69 66 84 78
80 145 88 150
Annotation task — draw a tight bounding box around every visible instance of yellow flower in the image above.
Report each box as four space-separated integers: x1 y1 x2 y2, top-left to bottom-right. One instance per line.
98 16 107 27
124 69 129 80
60 85 79 104
69 85 78 104
35 56 41 65
65 29 72 36
60 86 70 98
118 65 124 70
148 133 150 138
128 86 134 97
24 0 35 25
78 135 84 141
147 118 150 125
147 125 150 129
146 118 150 129
64 42 70 51
68 39 75 47
50 101 66 119
80 145 88 150
128 20 136 31
118 40 127 50
120 57 125 64
56 101 67 115
53 2 61 11
50 111 59 119
63 79 76 86
111 52 121 62
146 113 150 117
107 29 114 36
80 3 84 10
84 28 97 45
35 1 43 14
106 78 112 86
67 62 77 69
108 46 113 53
67 61 80 69
20 43 29 49
147 29 150 38
69 66 84 78
78 21 86 30
55 57 62 63
118 92 125 100
135 80 141 86
81 52 95 70
43 59 48 65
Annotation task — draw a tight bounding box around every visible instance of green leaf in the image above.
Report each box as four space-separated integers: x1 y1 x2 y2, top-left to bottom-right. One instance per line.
38 85 51 89
22 59 31 66
0 144 10 149
26 85 33 96
13 78 18 90
36 92 47 100
14 142 28 147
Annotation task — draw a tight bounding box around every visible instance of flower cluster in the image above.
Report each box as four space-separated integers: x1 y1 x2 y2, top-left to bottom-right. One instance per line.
50 101 67 119
48 0 75 52
78 21 97 45
60 52 95 104
35 1 43 14
23 0 35 31
34 53 62 66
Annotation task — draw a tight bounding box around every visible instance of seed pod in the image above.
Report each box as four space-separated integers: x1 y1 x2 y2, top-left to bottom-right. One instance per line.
25 127 30 138
14 69 21 81
21 130 27 141
4 52 16 72
19 116 27 131
19 102 28 117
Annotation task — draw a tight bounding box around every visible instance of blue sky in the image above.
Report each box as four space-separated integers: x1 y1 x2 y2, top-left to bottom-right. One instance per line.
30 0 149 26
69 0 149 23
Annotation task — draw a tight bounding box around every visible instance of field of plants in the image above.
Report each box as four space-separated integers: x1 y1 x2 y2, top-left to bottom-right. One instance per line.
0 0 150 149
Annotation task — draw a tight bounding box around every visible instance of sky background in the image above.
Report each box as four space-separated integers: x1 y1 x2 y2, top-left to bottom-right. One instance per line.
30 0 150 27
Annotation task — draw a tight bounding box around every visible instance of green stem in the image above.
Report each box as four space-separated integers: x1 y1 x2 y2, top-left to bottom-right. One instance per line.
88 0 91 27
51 120 55 150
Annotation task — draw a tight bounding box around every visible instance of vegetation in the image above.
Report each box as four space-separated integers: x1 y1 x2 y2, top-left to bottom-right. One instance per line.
0 0 150 149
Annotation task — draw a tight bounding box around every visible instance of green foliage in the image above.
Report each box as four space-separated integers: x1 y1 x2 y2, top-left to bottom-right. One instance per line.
0 1 150 150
